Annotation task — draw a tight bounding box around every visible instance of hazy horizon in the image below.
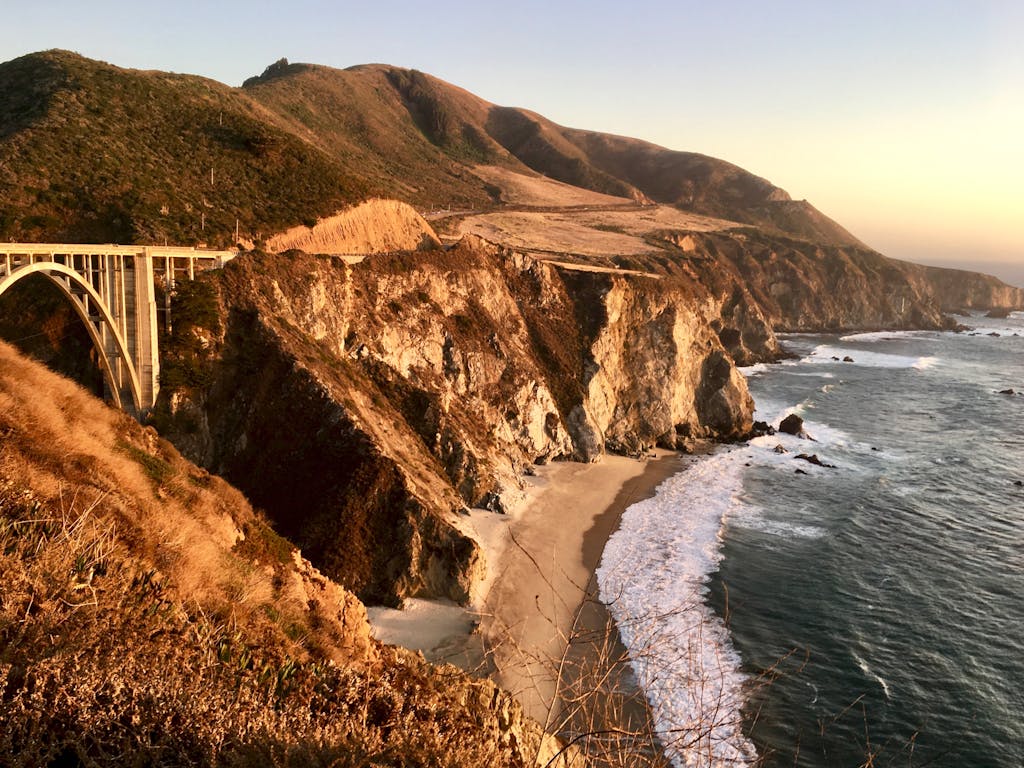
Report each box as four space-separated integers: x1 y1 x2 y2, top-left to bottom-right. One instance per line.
3 1 1021 277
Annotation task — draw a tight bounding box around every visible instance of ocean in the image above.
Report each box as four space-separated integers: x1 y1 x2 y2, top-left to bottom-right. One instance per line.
597 312 1024 767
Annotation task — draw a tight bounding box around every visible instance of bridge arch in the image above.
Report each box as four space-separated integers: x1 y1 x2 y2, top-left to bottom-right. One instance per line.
0 262 143 412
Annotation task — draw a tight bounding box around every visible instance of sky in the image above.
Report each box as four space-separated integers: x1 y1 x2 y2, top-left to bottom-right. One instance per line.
3 0 1022 285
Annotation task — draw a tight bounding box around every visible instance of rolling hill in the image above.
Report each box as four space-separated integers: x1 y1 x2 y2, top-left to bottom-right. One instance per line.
0 50 861 249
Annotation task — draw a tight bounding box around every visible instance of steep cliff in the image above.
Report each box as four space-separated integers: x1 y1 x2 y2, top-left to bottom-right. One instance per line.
895 260 1024 312
0 339 573 768
675 230 958 333
672 230 1024 332
154 237 755 606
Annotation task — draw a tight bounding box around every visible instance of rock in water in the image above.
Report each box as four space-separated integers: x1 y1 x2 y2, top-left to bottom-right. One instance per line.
796 453 836 468
999 388 1016 395
779 414 804 435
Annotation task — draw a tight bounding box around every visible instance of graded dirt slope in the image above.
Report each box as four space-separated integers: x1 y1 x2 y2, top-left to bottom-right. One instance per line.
266 198 441 254
469 164 636 207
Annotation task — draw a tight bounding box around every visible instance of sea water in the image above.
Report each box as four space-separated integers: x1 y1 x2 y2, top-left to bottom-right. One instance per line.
597 312 1024 767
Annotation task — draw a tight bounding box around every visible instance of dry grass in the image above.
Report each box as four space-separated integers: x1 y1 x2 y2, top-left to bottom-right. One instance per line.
0 340 578 766
468 166 634 208
0 340 283 636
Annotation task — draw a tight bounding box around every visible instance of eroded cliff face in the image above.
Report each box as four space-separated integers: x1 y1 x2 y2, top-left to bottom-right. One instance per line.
674 231 957 334
666 230 1024 337
895 261 1024 312
156 237 754 605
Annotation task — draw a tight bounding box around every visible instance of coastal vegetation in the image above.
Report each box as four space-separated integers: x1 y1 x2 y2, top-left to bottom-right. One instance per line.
0 340 565 767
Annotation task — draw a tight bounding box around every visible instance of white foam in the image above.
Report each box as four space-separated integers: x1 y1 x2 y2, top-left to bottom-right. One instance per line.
728 503 827 539
839 330 931 342
804 344 938 370
964 326 1024 338
756 398 853 450
598 450 758 767
854 651 892 700
752 397 794 427
738 362 769 377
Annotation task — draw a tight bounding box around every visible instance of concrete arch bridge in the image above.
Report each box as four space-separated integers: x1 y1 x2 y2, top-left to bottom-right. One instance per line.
0 244 235 416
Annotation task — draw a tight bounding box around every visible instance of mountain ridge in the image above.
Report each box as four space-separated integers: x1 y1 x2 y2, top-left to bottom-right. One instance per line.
0 50 860 250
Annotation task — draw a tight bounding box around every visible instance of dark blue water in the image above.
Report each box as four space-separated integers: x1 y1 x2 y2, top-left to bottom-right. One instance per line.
709 315 1024 767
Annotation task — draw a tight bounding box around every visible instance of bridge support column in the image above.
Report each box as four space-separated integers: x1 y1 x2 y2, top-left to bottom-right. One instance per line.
135 251 160 412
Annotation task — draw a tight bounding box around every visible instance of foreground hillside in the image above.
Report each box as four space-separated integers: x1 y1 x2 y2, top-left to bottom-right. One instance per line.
0 340 567 767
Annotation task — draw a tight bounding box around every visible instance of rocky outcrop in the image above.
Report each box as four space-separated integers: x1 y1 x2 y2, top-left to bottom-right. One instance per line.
779 414 805 435
895 261 1024 312
673 230 959 333
266 198 441 254
558 268 753 454
155 237 755 605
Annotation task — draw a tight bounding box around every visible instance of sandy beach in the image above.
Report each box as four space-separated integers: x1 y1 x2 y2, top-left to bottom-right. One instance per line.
367 450 686 733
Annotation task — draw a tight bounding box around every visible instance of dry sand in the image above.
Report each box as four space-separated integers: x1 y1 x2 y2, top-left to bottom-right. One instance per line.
367 451 686 728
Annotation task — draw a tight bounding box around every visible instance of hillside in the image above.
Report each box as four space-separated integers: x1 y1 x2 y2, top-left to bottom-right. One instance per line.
0 51 859 250
2 49 1024 767
242 60 861 246
0 339 570 767
0 51 372 246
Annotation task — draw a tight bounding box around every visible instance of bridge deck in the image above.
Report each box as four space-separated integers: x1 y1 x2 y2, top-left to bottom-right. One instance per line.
1 243 234 264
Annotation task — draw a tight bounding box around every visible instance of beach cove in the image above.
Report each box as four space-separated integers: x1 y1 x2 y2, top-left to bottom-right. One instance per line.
367 451 687 755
